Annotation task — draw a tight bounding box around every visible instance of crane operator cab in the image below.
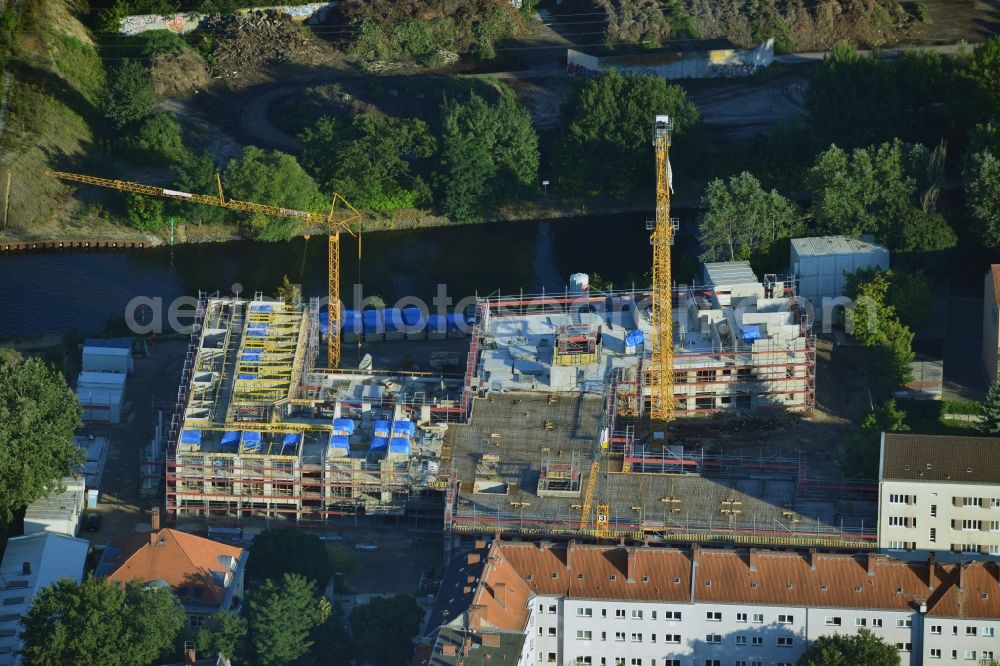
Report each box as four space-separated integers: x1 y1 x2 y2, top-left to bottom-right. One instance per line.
653 115 673 146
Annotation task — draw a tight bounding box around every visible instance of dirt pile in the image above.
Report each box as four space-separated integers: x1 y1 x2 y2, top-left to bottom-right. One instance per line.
204 11 333 87
589 0 913 51
150 50 211 98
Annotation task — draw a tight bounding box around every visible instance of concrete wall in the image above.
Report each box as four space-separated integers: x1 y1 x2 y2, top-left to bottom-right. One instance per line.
118 2 336 37
983 270 999 382
566 39 774 80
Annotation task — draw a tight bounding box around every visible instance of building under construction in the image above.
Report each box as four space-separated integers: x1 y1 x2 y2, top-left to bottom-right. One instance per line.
161 262 869 548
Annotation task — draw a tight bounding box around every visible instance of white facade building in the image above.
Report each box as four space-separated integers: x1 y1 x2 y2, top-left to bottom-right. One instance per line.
878 433 1000 555
82 338 133 374
421 540 1000 666
0 532 89 665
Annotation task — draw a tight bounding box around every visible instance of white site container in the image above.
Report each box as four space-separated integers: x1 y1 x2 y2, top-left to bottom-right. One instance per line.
790 235 889 321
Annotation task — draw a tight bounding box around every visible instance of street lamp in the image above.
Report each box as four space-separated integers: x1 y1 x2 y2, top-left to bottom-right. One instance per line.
542 180 549 196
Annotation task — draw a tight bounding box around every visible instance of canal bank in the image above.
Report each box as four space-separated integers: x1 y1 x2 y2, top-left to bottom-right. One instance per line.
0 211 700 338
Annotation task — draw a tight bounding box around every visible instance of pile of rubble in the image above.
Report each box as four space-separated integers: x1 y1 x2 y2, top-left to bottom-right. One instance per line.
204 11 331 87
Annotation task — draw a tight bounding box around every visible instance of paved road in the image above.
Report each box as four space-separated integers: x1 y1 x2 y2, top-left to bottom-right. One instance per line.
199 39 983 153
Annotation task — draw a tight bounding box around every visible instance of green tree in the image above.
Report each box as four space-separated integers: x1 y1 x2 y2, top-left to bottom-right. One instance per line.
20 577 186 666
965 150 1000 248
0 347 21 367
129 112 188 165
844 269 932 329
300 114 436 212
223 147 324 241
98 0 130 35
197 611 248 662
846 400 908 479
0 357 84 517
977 379 1000 435
100 59 155 129
554 70 699 197
798 628 901 666
697 171 800 261
126 194 167 231
308 601 353 666
968 36 1000 118
172 151 227 226
248 528 333 586
349 594 423 666
435 91 539 222
247 574 330 666
845 270 916 397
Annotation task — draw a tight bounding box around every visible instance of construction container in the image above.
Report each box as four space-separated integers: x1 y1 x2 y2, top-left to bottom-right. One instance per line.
82 339 133 374
77 371 127 424
790 235 889 321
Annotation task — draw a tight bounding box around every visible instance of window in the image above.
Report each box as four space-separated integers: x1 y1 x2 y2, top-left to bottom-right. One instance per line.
538 628 543 636
962 519 982 531
547 605 556 614
577 608 593 617
575 659 592 665
736 612 748 623
602 609 607 618
888 516 911 527
752 613 764 623
664 634 680 644
615 660 625 666
189 615 205 629
966 626 977 636
630 660 642 666
962 544 980 553
736 662 747 666
825 616 842 626
651 611 657 620
751 662 763 666
897 643 913 652
871 619 883 628
614 632 625 642
889 494 913 504
706 611 722 621
630 633 642 643
963 650 976 660
548 627 556 636
615 609 626 619
665 662 681 666
896 619 912 628
751 636 763 646
778 614 794 624
735 635 747 645
962 497 983 507
855 618 867 627
664 611 682 621
992 545 1000 555
601 632 606 642
930 649 941 659
705 634 722 644
992 521 1000 531
576 630 592 641
631 610 643 620
705 661 720 666
547 653 556 663
984 651 995 660
984 627 995 637
993 498 1000 508
777 637 793 647
930 625 942 635
930 527 937 543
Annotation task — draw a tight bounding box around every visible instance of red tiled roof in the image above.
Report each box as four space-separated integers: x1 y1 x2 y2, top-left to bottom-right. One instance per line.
469 541 1000 632
106 529 243 606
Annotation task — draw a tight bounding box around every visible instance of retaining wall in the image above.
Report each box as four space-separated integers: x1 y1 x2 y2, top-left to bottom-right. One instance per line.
567 38 774 80
118 2 336 36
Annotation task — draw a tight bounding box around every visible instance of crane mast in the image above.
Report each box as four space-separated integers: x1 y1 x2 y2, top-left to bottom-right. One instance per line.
649 116 675 423
45 170 361 368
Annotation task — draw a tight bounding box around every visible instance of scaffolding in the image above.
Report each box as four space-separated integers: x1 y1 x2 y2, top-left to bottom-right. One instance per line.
538 452 583 497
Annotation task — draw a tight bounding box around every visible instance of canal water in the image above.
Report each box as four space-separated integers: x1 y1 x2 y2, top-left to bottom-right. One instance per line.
0 212 700 337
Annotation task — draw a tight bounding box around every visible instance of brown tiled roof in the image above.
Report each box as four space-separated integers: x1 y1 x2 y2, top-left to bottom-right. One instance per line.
881 433 1000 483
927 561 1000 618
105 529 243 606
466 541 1000 632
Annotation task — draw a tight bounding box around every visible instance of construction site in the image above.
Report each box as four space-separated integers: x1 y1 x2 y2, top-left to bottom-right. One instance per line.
153 116 876 550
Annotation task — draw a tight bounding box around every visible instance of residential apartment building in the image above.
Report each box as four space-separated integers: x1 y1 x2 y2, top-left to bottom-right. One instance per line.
417 540 1000 666
878 433 1000 555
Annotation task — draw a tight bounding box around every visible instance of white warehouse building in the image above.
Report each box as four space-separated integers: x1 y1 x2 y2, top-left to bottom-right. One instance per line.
417 540 1000 666
790 235 889 323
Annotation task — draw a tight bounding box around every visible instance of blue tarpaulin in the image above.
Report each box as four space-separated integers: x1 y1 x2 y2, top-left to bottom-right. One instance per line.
221 431 240 452
388 438 411 455
625 330 644 347
392 420 415 437
242 431 262 452
740 325 762 343
370 436 388 452
237 373 257 380
250 304 273 312
373 420 391 437
401 306 423 327
362 309 384 334
281 433 302 453
329 434 350 452
181 430 202 445
242 352 263 363
333 418 356 434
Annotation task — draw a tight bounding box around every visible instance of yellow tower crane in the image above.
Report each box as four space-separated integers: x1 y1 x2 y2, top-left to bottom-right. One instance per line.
45 170 362 368
649 115 675 423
